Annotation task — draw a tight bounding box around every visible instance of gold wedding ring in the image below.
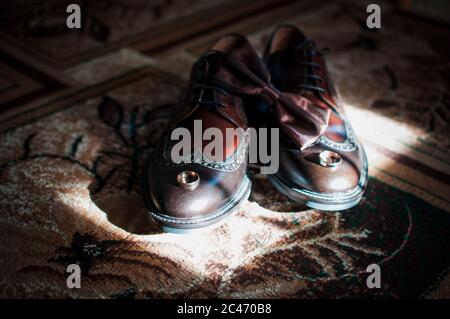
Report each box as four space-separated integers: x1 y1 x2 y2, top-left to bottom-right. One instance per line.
176 171 200 190
319 151 342 167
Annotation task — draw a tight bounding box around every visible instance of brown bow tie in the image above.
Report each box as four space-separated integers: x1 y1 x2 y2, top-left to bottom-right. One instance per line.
205 36 330 151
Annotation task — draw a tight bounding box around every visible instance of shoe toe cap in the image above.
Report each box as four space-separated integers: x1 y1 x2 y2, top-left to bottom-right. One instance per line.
145 157 247 219
276 143 367 196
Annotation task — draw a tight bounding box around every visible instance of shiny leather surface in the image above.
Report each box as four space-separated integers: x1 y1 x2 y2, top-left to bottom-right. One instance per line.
264 25 367 197
145 36 250 221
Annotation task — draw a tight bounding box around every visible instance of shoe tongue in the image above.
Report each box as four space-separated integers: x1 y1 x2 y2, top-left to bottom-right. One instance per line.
191 53 225 102
192 53 243 124
267 46 309 94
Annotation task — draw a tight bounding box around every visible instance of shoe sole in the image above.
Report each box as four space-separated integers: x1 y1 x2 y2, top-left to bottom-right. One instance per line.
142 169 252 234
267 150 369 211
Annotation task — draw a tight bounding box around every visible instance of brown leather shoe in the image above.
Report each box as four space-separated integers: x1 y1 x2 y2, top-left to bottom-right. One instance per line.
263 25 368 210
143 35 252 233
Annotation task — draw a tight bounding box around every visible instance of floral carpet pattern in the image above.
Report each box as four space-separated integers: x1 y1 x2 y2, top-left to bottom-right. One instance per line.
0 0 449 298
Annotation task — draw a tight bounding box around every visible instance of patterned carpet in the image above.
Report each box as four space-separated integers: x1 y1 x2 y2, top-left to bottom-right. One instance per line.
0 0 449 298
